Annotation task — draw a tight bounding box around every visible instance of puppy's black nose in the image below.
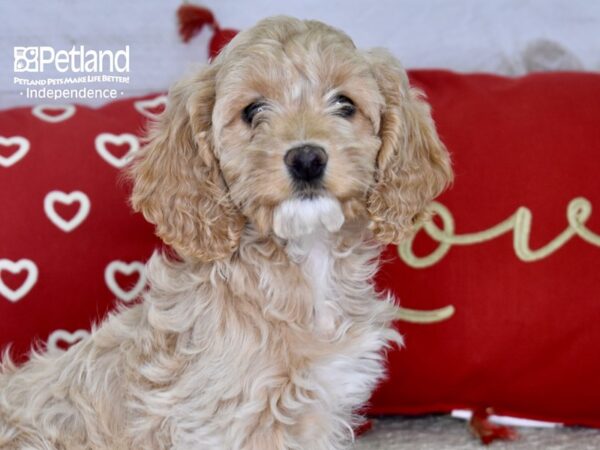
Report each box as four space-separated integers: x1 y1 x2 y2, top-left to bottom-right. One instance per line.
284 145 328 182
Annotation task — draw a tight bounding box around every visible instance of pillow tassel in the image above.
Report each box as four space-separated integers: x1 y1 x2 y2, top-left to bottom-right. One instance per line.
469 407 519 445
177 4 216 43
176 3 238 59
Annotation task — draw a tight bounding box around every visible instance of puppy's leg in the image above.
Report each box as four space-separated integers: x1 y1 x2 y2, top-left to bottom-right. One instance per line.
0 428 56 450
242 426 287 450
239 406 348 450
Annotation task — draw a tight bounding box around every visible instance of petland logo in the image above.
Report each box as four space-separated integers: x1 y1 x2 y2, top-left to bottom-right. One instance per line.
13 45 131 100
14 45 130 73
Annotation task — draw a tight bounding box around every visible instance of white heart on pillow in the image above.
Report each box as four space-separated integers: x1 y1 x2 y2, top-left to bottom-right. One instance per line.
0 136 30 168
32 104 76 123
44 190 91 233
134 95 167 120
95 133 140 168
104 260 146 303
47 329 90 352
0 259 38 303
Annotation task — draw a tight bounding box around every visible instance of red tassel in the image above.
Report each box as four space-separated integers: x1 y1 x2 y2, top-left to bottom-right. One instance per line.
177 4 216 43
209 28 238 59
176 4 238 58
353 419 373 437
469 407 518 445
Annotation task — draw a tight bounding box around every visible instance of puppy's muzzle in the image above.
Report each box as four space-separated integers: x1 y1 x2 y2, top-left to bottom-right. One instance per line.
284 144 327 183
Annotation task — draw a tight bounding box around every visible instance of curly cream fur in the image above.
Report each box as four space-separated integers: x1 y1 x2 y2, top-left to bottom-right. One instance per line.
0 16 451 450
130 64 245 262
365 49 453 244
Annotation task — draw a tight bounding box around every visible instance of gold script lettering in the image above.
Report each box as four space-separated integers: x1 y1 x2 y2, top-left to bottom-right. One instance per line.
394 197 599 324
399 197 599 268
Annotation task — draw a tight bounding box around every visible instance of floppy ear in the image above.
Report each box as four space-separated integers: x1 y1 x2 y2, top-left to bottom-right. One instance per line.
129 65 245 262
366 49 453 244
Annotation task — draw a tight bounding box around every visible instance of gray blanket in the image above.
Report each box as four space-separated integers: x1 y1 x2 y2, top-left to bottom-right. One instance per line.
355 416 600 449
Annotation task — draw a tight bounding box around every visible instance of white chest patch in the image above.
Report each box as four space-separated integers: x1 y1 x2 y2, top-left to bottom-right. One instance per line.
272 197 390 429
301 231 338 333
274 197 345 334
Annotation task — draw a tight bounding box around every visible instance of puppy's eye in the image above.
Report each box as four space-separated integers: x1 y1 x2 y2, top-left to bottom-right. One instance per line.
332 95 356 118
242 101 267 125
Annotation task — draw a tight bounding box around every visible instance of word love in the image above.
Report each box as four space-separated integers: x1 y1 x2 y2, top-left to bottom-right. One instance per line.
399 197 600 268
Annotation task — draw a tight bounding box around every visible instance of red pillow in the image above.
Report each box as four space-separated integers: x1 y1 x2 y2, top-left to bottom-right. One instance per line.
1 71 599 428
0 97 163 358
371 70 600 428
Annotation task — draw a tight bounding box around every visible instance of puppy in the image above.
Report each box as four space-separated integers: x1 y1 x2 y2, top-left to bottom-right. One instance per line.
0 16 452 450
